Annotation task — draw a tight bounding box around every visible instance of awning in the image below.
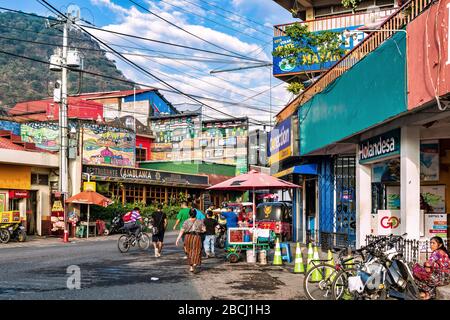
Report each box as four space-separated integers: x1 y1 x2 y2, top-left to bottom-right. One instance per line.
273 164 318 178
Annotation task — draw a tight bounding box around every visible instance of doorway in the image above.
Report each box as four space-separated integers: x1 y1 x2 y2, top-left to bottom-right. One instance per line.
27 191 38 235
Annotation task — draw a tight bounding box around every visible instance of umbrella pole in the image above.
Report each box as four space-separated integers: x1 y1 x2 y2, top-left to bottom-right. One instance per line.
252 189 256 260
87 205 90 239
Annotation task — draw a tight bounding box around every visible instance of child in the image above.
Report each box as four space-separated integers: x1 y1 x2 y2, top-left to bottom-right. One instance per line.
203 210 218 258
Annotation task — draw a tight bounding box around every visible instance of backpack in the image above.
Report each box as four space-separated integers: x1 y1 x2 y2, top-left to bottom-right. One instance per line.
123 211 132 223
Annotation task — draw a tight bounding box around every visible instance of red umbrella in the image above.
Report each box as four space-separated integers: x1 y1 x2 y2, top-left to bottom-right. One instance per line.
207 170 300 258
66 191 113 238
206 169 300 191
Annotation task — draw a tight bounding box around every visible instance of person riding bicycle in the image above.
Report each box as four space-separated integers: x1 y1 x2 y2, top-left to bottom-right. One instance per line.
123 207 143 238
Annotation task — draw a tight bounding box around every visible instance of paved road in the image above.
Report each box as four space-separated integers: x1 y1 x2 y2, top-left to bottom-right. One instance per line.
0 232 305 300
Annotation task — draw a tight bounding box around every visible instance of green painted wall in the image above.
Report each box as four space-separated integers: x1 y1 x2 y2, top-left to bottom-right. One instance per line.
299 32 407 155
139 162 236 177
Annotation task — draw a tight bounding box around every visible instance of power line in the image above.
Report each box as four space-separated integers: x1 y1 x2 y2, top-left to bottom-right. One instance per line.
128 0 260 62
196 0 273 31
180 0 273 37
0 49 266 119
0 6 266 63
157 0 269 44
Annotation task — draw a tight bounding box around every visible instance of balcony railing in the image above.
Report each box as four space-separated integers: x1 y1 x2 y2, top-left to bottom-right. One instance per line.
274 8 398 36
276 0 433 123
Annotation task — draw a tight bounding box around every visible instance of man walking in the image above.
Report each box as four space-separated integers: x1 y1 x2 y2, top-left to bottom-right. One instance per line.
203 210 218 258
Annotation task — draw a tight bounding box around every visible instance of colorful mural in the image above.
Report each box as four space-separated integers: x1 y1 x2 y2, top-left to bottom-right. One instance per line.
20 122 59 151
0 120 20 136
82 123 135 167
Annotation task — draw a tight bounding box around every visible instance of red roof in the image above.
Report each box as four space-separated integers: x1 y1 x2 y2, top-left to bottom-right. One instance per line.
0 136 27 151
9 98 104 122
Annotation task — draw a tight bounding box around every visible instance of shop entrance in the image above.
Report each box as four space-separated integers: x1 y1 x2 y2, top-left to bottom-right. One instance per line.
27 191 38 235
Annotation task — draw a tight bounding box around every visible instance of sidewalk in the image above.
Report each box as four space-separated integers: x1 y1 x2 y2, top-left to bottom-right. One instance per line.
0 234 120 249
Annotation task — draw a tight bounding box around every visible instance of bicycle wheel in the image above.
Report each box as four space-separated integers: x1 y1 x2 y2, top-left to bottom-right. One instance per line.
138 233 151 250
0 229 10 244
331 268 358 300
118 235 131 253
303 263 339 300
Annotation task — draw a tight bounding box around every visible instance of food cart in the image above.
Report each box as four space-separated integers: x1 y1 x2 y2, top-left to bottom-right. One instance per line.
225 227 276 263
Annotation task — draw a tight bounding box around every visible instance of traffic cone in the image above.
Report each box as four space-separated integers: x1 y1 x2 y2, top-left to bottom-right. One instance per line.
325 249 334 279
273 238 283 265
311 245 323 282
63 229 70 243
294 243 305 273
306 242 314 272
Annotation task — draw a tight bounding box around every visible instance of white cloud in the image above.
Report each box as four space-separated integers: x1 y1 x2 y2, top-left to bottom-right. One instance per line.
87 0 292 127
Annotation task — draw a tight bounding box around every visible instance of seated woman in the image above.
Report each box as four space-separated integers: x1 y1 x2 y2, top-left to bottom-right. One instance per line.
413 236 450 300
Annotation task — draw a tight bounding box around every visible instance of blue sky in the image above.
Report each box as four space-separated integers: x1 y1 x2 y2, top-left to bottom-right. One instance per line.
2 0 297 125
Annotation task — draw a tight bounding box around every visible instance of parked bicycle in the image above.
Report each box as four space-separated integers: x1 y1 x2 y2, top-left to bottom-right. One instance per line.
117 225 151 253
303 246 364 300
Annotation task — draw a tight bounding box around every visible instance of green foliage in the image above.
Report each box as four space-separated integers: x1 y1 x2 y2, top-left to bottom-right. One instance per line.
341 0 361 10
0 12 133 108
287 82 305 95
89 195 182 223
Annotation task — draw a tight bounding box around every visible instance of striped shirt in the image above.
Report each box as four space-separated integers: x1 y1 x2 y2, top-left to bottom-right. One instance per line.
129 210 141 223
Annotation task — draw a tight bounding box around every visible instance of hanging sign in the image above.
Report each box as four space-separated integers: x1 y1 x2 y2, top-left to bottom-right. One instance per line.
52 200 64 212
359 129 400 164
83 182 96 192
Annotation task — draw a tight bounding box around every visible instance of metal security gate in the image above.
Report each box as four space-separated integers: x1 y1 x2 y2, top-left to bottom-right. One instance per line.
319 156 356 249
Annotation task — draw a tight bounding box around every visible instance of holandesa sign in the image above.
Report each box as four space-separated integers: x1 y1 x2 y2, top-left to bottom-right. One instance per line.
359 129 400 164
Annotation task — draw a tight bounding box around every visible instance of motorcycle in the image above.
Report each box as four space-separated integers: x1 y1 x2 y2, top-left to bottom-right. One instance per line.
0 222 26 243
106 213 125 235
342 234 419 300
215 223 227 249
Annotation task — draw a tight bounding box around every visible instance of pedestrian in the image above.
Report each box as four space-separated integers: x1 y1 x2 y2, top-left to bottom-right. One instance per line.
175 208 206 273
173 202 191 259
203 210 218 258
151 204 167 257
221 206 238 228
413 236 450 299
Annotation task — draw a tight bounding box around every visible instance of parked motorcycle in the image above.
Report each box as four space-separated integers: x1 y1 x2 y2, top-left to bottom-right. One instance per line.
0 222 26 243
105 213 125 235
334 234 419 300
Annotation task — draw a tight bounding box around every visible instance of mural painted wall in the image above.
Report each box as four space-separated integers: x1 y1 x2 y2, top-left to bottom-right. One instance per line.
20 122 59 151
0 120 20 136
407 0 450 110
82 123 135 167
149 114 201 162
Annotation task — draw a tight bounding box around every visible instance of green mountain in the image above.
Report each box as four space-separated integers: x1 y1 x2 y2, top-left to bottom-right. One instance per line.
0 11 133 108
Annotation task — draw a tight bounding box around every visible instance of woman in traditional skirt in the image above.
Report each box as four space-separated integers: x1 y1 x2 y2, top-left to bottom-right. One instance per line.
176 208 206 272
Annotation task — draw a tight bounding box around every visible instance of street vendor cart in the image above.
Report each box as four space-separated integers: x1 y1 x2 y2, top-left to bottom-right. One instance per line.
225 227 276 263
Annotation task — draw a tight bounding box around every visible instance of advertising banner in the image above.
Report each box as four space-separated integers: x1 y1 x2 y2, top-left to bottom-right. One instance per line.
424 213 448 240
359 129 400 164
377 210 402 236
420 140 439 181
273 26 365 76
268 117 292 165
82 123 135 167
421 185 446 213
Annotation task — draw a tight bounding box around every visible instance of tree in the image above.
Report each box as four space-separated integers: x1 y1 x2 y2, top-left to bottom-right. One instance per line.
272 22 345 95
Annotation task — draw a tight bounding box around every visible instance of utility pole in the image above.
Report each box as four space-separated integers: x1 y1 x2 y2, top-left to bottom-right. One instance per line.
49 6 81 243
60 16 69 243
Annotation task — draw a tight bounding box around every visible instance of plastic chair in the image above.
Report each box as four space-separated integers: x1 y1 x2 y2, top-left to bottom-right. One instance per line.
279 242 292 263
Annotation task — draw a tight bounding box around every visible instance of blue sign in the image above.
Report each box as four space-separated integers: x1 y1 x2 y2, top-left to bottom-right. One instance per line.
273 25 365 76
268 118 291 164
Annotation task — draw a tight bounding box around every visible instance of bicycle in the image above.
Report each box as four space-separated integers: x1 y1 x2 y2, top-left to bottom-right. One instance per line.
303 247 364 300
117 226 151 253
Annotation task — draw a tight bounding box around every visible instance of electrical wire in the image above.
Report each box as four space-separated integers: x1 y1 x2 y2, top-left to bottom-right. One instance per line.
0 48 270 125
128 0 261 62
157 0 269 44
0 6 266 63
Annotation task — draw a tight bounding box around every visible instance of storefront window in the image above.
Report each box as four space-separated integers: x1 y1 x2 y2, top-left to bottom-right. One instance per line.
9 198 20 211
